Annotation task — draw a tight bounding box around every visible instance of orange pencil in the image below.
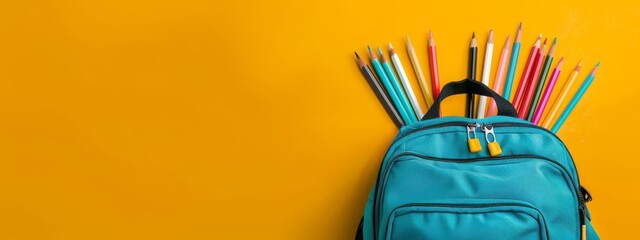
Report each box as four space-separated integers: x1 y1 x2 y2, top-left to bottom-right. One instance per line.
541 60 582 129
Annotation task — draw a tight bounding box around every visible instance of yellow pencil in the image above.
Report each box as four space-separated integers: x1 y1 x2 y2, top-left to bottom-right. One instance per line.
406 35 434 108
541 60 582 129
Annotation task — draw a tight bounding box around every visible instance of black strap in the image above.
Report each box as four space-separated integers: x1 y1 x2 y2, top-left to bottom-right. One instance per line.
355 216 363 240
422 78 518 120
581 185 593 203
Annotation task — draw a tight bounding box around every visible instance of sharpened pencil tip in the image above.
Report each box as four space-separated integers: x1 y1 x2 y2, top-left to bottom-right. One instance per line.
406 35 414 48
377 47 387 62
505 35 512 47
590 62 600 75
355 52 365 67
538 34 542 38
543 38 548 44
367 45 377 60
556 57 565 69
428 31 435 46
470 33 477 47
472 32 476 38
553 37 557 44
575 60 583 71
519 22 522 29
388 43 396 56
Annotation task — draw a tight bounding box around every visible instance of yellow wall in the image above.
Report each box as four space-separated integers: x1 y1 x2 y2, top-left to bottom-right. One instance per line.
0 0 637 239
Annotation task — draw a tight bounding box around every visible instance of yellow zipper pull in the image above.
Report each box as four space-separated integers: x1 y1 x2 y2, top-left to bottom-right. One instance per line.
482 124 502 157
467 123 482 153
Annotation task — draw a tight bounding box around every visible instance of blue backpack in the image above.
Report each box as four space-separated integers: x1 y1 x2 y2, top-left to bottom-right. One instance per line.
356 79 599 240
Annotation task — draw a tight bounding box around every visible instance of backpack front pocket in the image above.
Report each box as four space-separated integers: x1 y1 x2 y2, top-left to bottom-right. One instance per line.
385 202 549 240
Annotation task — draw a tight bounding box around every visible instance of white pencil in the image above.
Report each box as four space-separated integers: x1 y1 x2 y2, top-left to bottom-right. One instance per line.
476 30 494 119
389 43 424 119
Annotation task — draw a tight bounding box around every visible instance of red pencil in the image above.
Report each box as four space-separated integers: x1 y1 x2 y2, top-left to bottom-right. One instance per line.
518 38 547 118
428 30 441 99
511 34 542 109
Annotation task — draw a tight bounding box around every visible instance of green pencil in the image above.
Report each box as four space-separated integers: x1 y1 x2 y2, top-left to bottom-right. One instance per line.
526 38 556 121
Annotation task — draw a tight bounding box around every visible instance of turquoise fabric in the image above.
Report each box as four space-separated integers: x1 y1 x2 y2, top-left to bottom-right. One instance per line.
362 116 599 240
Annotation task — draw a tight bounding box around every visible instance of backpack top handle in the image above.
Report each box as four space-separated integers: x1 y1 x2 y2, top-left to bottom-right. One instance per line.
422 78 518 120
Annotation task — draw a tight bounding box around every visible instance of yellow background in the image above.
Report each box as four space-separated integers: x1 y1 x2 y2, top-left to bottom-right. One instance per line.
0 0 638 239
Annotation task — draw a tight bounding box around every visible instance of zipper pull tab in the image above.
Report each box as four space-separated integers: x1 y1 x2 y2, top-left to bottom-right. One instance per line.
482 124 502 157
467 123 482 153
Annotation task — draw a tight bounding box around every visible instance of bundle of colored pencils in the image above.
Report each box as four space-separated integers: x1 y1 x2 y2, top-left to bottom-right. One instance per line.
354 23 599 133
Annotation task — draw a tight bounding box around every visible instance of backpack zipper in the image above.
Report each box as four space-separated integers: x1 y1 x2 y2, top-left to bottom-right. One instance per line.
466 123 482 153
386 202 550 240
385 121 584 203
481 124 502 156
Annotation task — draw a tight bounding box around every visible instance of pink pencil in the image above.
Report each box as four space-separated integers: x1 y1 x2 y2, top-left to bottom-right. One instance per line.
487 35 512 117
518 38 547 118
532 57 564 124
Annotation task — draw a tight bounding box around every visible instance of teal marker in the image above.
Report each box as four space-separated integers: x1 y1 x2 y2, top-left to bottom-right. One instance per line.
551 62 600 133
378 47 418 124
503 23 522 101
368 46 414 125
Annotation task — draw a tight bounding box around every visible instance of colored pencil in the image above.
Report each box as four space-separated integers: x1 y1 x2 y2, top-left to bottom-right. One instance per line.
406 36 435 108
503 23 522 100
526 38 557 121
389 43 424 119
531 57 564 124
541 60 582 129
367 46 414 124
467 32 478 118
518 38 546 118
477 30 494 119
427 30 441 99
355 52 405 128
512 34 542 109
378 47 418 123
487 35 512 117
550 62 600 133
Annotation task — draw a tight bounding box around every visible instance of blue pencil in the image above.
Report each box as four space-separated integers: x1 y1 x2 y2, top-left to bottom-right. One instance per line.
550 62 600 133
377 47 418 124
503 23 522 100
367 46 414 124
